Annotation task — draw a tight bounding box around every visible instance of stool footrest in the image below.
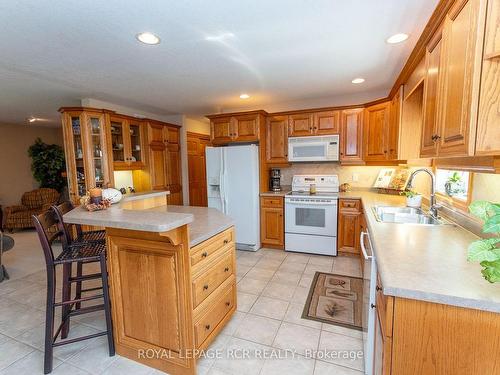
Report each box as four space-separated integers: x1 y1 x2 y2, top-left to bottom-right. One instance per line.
55 294 104 307
69 272 102 283
68 304 104 317
53 331 107 347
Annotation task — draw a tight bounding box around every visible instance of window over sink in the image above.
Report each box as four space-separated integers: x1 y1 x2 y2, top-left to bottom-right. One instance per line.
436 169 472 210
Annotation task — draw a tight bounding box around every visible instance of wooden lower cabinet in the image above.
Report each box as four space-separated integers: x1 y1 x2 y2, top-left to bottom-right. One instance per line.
338 198 362 255
260 196 284 249
106 226 236 375
375 274 500 375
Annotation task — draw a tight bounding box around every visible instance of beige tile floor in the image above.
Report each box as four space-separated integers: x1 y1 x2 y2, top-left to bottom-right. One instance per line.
0 230 364 375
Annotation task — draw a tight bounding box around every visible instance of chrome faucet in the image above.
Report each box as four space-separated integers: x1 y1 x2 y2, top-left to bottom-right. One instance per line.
406 168 439 218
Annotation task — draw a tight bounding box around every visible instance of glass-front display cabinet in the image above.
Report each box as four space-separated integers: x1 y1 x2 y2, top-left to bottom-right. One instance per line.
60 108 114 204
109 115 145 170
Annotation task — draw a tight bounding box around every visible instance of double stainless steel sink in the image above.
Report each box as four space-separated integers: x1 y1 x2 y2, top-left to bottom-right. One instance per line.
371 206 447 225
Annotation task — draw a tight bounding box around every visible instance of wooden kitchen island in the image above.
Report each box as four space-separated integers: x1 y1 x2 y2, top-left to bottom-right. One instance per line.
64 192 236 375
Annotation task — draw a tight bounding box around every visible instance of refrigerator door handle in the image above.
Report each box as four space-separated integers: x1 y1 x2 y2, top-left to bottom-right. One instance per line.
222 148 228 214
219 150 225 213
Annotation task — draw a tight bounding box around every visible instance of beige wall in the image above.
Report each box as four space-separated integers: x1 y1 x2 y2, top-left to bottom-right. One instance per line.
472 173 500 203
280 163 392 188
0 123 63 206
184 116 210 135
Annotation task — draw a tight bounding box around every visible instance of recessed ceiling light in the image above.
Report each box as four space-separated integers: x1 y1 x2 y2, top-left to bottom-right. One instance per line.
136 32 161 45
351 78 365 84
386 33 409 44
239 94 250 99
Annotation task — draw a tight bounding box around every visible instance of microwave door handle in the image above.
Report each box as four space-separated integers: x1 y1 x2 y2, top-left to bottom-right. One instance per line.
360 231 373 260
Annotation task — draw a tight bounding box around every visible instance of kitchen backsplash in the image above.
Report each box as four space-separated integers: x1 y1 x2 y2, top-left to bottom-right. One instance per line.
279 163 392 188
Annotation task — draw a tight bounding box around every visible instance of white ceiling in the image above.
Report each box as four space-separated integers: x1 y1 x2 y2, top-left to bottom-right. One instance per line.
0 0 438 127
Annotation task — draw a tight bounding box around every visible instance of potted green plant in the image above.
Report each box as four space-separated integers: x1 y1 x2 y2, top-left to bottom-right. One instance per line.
401 189 422 208
445 172 464 197
467 201 500 283
28 138 66 192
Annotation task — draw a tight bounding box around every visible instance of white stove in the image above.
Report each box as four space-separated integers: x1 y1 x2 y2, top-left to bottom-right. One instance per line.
285 175 339 256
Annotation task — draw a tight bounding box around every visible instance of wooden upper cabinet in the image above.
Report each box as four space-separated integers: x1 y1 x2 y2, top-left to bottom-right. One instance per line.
340 109 364 164
364 102 390 161
147 121 166 145
388 89 402 160
209 112 263 144
421 31 443 158
266 115 288 164
109 116 146 170
288 113 313 136
232 114 259 142
437 0 481 157
210 117 233 144
288 111 339 137
476 0 500 155
313 110 340 135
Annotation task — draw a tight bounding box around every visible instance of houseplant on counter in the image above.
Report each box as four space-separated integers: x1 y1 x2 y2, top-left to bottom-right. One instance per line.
467 201 500 283
401 189 422 208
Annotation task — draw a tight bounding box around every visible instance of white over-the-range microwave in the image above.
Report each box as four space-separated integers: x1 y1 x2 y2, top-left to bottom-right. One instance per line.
288 134 340 162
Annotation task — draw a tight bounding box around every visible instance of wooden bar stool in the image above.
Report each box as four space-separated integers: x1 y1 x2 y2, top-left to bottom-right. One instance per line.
33 210 115 374
52 202 106 311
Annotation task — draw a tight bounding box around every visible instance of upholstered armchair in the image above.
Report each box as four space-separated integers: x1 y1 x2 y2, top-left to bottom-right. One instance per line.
4 188 60 232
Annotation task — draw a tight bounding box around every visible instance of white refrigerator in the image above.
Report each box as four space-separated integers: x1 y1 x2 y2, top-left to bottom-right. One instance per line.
206 144 260 251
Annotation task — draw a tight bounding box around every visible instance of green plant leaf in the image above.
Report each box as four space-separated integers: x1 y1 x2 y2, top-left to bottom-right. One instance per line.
491 204 500 215
480 260 500 283
469 201 493 221
467 239 500 262
483 214 500 233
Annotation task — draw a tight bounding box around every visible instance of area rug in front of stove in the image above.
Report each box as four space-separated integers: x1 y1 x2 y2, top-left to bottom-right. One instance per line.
302 272 363 330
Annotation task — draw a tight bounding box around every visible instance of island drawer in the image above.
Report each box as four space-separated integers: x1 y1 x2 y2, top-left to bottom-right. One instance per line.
261 196 283 208
194 278 236 348
192 249 235 308
190 227 234 270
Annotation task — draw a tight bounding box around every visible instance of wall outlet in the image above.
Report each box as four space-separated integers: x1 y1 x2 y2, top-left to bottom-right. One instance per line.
352 173 359 182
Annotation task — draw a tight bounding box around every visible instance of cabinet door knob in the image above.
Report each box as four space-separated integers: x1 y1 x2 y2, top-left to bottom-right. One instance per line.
225 302 231 307
205 324 211 330
224 267 229 272
203 284 209 290
371 303 376 309
376 286 382 292
201 252 208 258
384 150 387 153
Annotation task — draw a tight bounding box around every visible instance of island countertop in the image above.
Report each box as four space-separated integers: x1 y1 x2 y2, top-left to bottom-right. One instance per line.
63 191 234 247
340 190 500 313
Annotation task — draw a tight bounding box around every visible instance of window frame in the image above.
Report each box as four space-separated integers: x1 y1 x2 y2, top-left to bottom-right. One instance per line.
434 168 474 212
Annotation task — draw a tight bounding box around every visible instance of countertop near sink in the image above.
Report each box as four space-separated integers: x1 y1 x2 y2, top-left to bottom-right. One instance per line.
260 186 292 197
340 189 500 313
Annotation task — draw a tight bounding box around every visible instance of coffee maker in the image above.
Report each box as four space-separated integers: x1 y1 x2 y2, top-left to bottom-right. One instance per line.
269 168 282 192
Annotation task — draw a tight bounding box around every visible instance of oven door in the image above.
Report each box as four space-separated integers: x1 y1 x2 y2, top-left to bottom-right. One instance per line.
285 198 337 236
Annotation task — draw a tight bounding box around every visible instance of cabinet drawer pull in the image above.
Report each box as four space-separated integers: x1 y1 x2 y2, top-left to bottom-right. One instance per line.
224 267 230 272
205 324 211 330
201 252 208 258
225 301 231 307
223 239 229 244
203 285 209 290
